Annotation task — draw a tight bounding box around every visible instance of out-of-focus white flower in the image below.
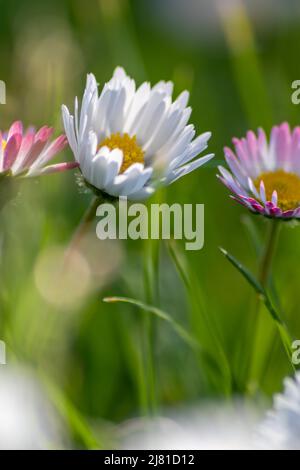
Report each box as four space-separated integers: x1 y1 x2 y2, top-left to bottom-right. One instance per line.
0 366 63 449
258 372 300 450
119 404 258 450
62 67 213 200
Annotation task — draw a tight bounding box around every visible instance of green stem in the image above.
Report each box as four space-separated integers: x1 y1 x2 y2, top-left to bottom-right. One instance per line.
64 196 101 263
0 173 18 212
248 219 284 386
142 240 158 415
259 219 280 288
143 311 156 414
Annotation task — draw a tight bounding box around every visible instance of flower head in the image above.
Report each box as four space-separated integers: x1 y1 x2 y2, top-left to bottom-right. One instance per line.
0 366 64 449
120 403 258 450
0 120 77 178
218 123 300 219
258 372 300 450
62 67 214 200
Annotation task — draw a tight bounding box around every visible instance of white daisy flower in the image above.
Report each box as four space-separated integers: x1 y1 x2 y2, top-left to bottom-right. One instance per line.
258 372 300 450
119 403 258 450
0 366 65 449
62 67 214 200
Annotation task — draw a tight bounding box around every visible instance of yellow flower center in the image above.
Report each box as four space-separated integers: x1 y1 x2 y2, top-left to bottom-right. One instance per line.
2 139 6 150
254 169 300 211
100 133 144 173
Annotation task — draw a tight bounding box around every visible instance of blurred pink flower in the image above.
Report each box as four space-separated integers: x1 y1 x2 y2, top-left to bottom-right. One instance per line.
0 120 78 178
218 123 300 219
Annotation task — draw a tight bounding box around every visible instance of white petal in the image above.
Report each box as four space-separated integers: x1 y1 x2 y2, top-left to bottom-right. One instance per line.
143 108 183 156
104 148 124 186
123 82 151 133
129 91 167 138
166 153 214 184
108 164 151 197
113 66 127 81
145 107 192 160
247 177 260 198
173 90 189 110
259 180 266 203
167 130 210 172
127 185 156 201
62 106 78 158
80 132 99 182
152 80 174 96
88 153 109 190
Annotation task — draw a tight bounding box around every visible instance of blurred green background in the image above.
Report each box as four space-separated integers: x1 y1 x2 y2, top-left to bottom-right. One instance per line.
1 0 300 448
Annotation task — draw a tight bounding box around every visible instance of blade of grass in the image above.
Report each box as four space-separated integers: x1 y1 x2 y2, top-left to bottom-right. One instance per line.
167 241 232 395
41 373 102 449
220 247 294 366
217 0 273 129
103 296 198 350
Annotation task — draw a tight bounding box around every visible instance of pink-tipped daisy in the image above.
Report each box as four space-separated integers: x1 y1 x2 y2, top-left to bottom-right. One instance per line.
0 120 78 178
218 123 300 219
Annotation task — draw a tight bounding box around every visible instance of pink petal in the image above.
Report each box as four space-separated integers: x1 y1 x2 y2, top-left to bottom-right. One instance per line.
265 201 282 217
291 127 300 172
36 135 68 167
257 128 267 150
224 147 248 186
246 130 258 164
281 210 295 219
7 121 23 139
18 132 35 157
21 138 50 170
35 161 79 176
275 122 291 169
232 138 252 174
269 125 279 169
3 134 22 171
34 126 53 143
239 195 265 213
230 195 253 209
0 131 3 171
12 132 35 173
